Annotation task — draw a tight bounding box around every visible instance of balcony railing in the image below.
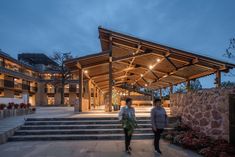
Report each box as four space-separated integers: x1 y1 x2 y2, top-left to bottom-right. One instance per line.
4 79 14 88
30 86 37 93
14 83 22 89
22 84 30 90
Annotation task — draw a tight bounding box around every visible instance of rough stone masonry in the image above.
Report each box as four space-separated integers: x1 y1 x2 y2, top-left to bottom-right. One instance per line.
170 86 235 141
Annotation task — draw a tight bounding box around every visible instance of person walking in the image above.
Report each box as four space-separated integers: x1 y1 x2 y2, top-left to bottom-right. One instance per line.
118 98 137 154
151 98 168 154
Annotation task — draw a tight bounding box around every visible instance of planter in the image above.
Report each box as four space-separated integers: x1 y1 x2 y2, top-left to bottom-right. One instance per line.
0 108 34 119
0 110 3 119
113 105 120 111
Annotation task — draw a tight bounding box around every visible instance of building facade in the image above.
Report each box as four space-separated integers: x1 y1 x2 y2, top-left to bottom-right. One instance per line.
0 51 102 107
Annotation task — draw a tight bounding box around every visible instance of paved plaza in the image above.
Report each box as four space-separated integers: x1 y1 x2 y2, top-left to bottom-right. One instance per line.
0 140 201 157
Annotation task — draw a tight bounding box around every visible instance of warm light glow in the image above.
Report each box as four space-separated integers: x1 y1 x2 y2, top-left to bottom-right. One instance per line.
140 74 144 77
157 58 161 62
145 84 148 87
84 70 88 74
149 65 153 70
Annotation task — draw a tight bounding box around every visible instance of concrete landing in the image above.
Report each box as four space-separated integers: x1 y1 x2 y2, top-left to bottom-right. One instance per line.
0 140 202 157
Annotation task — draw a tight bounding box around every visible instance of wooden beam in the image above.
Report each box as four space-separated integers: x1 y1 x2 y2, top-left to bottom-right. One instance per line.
76 62 82 69
165 56 178 70
83 60 109 69
150 70 160 79
188 69 217 80
82 51 152 69
112 51 153 62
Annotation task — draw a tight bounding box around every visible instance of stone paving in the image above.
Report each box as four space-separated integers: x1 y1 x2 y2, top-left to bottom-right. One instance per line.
0 140 201 157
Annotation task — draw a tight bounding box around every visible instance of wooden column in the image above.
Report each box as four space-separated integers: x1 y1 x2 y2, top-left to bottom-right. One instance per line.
108 36 113 112
215 70 221 88
108 60 112 111
77 69 83 112
186 80 191 91
170 85 173 95
94 86 97 108
88 80 91 110
151 91 154 106
98 89 100 106
160 88 162 99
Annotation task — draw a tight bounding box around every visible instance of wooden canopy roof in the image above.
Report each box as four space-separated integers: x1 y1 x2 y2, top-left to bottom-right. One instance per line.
66 27 235 92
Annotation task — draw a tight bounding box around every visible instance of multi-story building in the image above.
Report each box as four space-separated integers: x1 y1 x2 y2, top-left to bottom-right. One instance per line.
0 51 88 106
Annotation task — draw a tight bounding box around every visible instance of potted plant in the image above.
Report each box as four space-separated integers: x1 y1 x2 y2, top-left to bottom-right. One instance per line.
0 104 6 119
113 104 119 111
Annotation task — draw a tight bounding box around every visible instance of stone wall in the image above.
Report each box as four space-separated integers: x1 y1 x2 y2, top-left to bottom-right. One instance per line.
170 87 235 141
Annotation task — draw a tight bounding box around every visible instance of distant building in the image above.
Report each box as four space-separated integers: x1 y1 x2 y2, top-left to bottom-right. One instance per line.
0 51 80 106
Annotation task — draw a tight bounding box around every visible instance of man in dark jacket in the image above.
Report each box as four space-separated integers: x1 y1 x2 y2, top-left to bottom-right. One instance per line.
151 98 168 154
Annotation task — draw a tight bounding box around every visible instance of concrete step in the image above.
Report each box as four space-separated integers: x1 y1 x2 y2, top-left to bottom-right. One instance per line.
25 117 150 121
20 123 153 130
9 116 177 142
15 128 173 135
25 116 177 122
8 133 155 141
23 120 151 125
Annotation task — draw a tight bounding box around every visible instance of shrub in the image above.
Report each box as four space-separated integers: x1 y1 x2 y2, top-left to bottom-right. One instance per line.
26 103 31 108
7 102 14 109
0 104 6 110
14 103 19 109
19 103 27 109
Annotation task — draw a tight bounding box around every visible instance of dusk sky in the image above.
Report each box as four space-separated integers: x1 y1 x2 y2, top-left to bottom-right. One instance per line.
0 0 234 88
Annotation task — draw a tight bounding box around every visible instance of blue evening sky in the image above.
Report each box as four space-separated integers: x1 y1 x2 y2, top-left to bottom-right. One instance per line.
0 0 234 88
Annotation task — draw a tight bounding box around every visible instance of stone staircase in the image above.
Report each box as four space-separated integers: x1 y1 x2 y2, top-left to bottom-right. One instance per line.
8 116 177 141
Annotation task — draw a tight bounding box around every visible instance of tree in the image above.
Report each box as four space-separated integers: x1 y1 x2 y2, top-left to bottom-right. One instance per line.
224 38 235 58
189 79 202 91
223 38 235 77
50 52 73 105
175 79 202 93
221 81 235 87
